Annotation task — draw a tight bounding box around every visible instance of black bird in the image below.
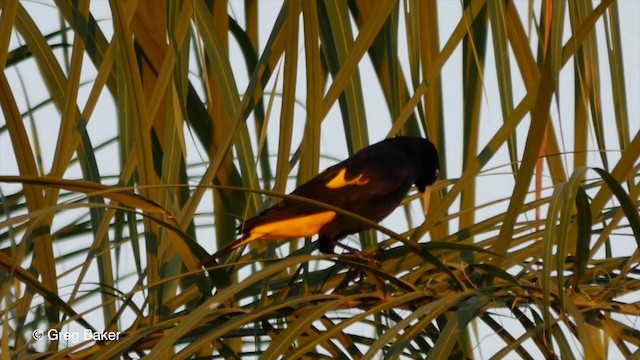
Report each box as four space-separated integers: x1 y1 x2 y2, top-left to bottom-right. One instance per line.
203 136 439 263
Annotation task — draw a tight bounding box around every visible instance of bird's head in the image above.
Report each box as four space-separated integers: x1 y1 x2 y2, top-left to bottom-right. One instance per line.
413 138 440 193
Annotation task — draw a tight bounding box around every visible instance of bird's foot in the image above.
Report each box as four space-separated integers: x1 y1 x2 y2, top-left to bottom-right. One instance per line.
334 243 380 267
351 250 381 267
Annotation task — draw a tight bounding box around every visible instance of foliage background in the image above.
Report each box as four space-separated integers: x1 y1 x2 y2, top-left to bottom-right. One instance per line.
0 0 639 358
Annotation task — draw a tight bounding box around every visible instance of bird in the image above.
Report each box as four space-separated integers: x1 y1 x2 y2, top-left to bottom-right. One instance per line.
201 136 439 264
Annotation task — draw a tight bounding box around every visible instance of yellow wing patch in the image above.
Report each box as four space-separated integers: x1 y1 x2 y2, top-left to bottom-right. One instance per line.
326 168 369 189
246 211 336 241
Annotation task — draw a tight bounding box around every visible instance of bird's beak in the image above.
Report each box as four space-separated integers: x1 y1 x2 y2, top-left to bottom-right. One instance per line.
421 186 432 216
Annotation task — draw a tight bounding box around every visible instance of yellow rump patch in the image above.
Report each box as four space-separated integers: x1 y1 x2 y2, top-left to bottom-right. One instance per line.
246 211 336 241
326 168 369 189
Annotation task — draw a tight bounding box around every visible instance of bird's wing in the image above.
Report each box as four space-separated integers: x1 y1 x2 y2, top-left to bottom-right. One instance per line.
292 148 413 201
240 147 413 232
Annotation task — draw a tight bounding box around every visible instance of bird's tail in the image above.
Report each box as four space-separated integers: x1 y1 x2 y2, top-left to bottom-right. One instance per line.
200 232 259 266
